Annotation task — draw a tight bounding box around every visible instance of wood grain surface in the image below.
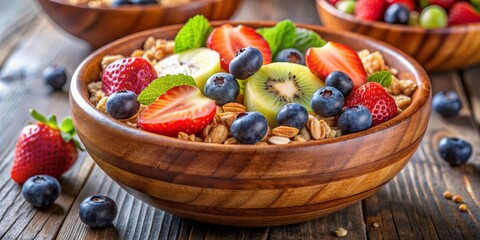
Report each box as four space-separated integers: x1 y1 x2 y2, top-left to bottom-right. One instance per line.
317 0 480 72
0 0 479 239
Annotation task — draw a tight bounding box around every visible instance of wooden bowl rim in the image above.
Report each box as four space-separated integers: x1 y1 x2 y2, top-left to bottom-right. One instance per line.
45 0 232 11
71 21 431 152
317 0 480 33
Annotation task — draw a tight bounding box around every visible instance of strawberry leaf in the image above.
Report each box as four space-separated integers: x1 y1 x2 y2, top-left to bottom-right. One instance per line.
138 74 196 105
367 71 392 88
257 20 296 56
47 115 58 129
294 27 326 53
60 117 75 135
30 109 48 124
61 131 72 142
73 139 85 152
174 15 212 54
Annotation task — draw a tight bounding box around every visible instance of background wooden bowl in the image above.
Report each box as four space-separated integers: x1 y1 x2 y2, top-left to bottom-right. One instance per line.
317 0 480 72
37 0 242 49
70 21 431 227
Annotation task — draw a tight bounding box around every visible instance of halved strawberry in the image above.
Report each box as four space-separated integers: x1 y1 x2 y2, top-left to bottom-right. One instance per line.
448 2 480 26
306 42 367 90
207 24 272 71
345 82 397 126
137 85 216 137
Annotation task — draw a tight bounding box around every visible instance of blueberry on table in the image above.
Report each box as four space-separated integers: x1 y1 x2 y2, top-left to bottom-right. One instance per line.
438 137 472 166
276 103 308 130
337 105 372 134
204 73 240 106
130 0 157 4
112 0 132 6
325 71 354 97
79 195 118 229
42 65 67 91
229 47 263 80
432 90 462 118
106 90 140 119
231 112 268 144
310 86 344 117
22 175 61 208
384 3 410 25
274 48 305 65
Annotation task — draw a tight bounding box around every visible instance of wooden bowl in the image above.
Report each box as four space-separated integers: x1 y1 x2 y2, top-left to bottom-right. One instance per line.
317 0 480 71
37 0 242 49
70 21 431 227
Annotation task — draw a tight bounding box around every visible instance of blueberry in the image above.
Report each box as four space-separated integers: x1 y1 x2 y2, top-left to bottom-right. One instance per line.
274 48 305 65
112 0 132 6
337 105 372 133
310 86 344 117
230 112 268 144
106 90 140 119
130 0 157 4
438 137 472 166
325 71 354 97
229 47 263 80
79 195 118 229
384 4 410 25
276 103 308 130
204 73 240 105
22 175 61 208
432 90 462 118
42 65 67 91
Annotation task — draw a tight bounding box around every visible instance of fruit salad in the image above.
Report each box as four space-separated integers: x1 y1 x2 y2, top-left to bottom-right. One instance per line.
87 15 418 145
329 0 480 28
67 0 190 8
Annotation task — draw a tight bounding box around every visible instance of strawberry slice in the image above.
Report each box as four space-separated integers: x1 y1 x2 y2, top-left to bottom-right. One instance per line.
138 85 216 137
306 42 367 90
207 24 272 71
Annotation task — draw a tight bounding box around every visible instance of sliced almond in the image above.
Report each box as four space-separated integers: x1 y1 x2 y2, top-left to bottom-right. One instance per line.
224 137 237 145
202 125 212 139
294 135 307 143
221 114 236 127
205 125 228 144
268 136 291 145
309 118 321 140
222 102 247 113
300 128 312 141
177 132 189 140
272 126 299 138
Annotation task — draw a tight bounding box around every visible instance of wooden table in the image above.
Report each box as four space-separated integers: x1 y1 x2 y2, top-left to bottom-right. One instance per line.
0 0 479 239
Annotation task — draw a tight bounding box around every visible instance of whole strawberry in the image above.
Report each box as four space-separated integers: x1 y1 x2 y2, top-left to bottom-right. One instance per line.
345 82 397 126
448 2 480 25
11 110 84 184
386 0 416 10
102 57 157 96
355 0 388 21
427 0 457 10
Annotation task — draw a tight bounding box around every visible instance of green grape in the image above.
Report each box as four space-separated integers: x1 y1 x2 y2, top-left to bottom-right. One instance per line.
419 5 448 29
336 0 355 15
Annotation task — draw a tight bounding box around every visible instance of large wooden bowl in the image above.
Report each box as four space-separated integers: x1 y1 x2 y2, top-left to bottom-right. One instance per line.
37 0 242 49
70 21 431 227
317 0 480 71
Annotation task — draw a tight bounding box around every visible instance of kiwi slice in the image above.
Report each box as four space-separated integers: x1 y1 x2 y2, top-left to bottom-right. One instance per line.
154 48 222 92
245 62 324 126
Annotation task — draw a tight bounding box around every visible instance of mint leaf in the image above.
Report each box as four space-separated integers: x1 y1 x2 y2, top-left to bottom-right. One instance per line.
138 74 197 105
294 28 326 53
368 71 392 87
257 20 297 56
174 15 212 54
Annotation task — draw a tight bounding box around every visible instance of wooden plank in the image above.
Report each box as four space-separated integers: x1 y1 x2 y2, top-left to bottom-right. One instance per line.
462 66 480 129
363 71 480 240
56 164 184 240
0 8 94 239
